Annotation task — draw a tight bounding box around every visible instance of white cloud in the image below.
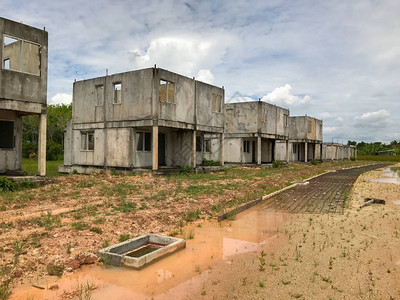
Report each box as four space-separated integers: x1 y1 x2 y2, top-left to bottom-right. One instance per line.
130 35 231 76
354 109 390 121
49 93 72 105
196 69 214 84
226 96 256 104
260 84 311 106
323 127 339 134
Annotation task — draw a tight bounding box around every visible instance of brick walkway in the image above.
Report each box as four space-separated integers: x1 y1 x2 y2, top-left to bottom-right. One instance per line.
260 164 389 214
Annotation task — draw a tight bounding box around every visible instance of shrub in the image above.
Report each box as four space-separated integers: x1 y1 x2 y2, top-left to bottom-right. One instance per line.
46 140 63 161
0 177 16 192
272 160 285 168
202 159 220 166
311 159 318 165
350 156 356 161
180 165 194 174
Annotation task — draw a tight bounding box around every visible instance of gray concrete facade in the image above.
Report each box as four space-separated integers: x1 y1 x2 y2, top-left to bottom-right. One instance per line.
224 101 289 164
322 143 356 160
289 116 323 162
0 17 48 175
61 67 225 173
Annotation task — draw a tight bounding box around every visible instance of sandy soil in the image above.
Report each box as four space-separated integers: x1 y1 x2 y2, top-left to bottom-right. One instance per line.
182 164 400 299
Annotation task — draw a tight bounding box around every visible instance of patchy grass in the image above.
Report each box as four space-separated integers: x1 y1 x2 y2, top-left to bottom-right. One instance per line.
21 158 64 177
357 155 400 162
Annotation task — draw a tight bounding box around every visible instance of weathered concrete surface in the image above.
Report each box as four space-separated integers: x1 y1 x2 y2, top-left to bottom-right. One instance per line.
224 101 289 164
288 116 323 162
323 143 356 160
0 17 48 175
62 68 225 173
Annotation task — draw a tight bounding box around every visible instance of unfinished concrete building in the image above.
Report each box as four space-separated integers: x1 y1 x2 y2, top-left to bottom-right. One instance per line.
60 67 225 173
0 18 48 175
224 101 290 164
322 143 356 160
288 116 323 162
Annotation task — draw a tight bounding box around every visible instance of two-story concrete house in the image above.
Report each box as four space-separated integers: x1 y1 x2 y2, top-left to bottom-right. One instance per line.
289 116 323 162
224 101 290 164
0 17 48 175
60 67 225 173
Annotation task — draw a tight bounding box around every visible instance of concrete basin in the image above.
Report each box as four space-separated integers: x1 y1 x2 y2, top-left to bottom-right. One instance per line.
98 234 186 269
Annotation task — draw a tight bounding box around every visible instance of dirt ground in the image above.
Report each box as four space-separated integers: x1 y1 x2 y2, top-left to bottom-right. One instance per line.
183 164 400 299
0 161 397 299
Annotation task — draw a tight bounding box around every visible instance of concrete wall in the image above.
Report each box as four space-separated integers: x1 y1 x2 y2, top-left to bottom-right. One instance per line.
0 17 48 107
224 138 242 163
0 17 48 174
225 102 259 134
289 116 322 142
195 81 224 131
275 140 287 161
323 144 355 160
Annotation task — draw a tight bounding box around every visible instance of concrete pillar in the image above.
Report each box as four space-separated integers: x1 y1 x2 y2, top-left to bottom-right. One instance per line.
355 148 357 159
286 140 289 162
193 130 197 168
220 133 225 166
257 136 262 165
320 143 323 161
38 113 47 176
304 141 308 163
152 126 158 171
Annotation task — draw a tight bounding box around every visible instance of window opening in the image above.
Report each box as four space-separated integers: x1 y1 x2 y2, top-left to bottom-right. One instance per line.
113 83 121 104
137 132 151 151
204 139 211 153
81 132 94 151
159 80 175 103
212 94 222 112
262 109 268 123
243 140 250 153
3 35 40 76
95 85 104 106
196 136 202 152
0 121 14 149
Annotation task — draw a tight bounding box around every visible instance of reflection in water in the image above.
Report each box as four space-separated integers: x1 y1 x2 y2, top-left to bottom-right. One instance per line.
11 206 291 300
370 168 400 185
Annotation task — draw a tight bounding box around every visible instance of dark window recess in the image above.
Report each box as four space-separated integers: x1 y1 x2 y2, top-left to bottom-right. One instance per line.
0 121 14 149
137 132 151 151
243 140 250 153
196 136 202 152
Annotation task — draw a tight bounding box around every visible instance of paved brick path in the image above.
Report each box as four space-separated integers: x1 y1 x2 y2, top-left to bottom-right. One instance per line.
260 164 389 214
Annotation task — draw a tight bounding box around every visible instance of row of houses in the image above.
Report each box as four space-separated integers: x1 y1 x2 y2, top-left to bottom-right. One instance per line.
58 67 356 174
0 17 355 176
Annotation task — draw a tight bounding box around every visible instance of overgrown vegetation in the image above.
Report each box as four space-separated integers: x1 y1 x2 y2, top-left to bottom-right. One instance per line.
348 140 400 155
0 177 16 192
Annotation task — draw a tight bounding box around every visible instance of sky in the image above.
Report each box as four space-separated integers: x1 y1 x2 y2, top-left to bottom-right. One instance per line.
2 0 399 143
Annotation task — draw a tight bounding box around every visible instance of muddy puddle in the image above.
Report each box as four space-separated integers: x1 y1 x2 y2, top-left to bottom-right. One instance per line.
370 167 400 185
11 206 292 299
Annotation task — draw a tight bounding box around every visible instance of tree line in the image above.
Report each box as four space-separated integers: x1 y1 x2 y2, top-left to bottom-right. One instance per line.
347 140 399 155
23 103 72 160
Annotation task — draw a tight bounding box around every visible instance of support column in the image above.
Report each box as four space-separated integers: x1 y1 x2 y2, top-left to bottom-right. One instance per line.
355 148 357 160
220 133 225 166
38 113 47 176
257 136 262 165
304 142 308 163
152 126 158 171
320 143 323 161
286 140 289 163
193 130 197 168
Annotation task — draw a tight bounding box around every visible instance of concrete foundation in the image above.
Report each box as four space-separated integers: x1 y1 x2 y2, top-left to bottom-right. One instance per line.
98 234 186 269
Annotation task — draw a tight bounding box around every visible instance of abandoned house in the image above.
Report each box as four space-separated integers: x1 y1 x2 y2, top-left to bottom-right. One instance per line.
322 143 356 160
60 67 225 173
224 101 290 164
288 116 323 162
0 17 48 175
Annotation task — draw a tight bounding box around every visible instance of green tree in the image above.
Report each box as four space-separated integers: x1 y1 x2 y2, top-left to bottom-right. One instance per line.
22 103 72 160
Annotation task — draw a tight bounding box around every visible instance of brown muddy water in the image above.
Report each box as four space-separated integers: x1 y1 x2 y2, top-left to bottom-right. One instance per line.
11 206 292 299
